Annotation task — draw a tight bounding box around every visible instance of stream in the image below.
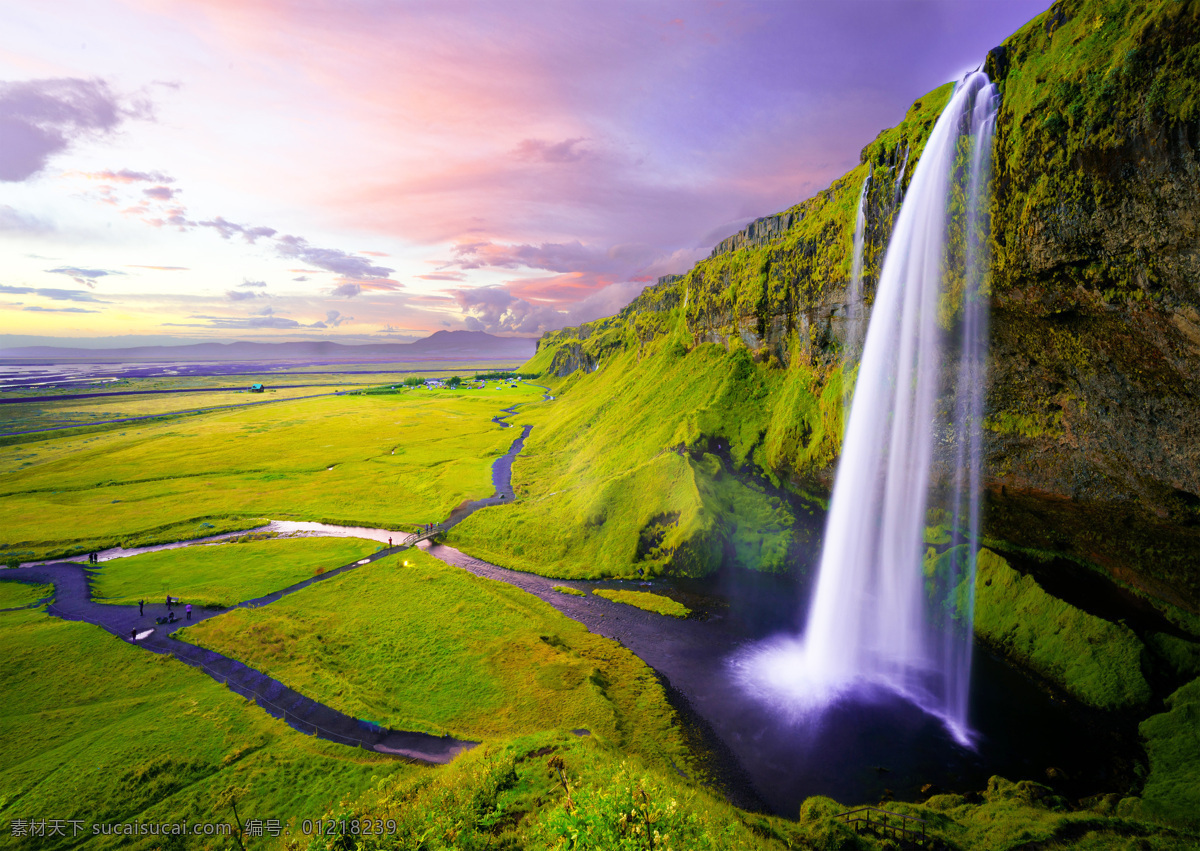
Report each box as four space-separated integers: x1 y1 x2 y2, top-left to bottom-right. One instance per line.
2 383 1135 814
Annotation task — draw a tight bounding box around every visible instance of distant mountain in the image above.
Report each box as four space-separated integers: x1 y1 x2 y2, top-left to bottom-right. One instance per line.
0 331 536 362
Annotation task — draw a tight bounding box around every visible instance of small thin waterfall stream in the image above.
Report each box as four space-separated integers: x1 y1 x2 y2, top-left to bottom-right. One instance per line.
845 166 872 356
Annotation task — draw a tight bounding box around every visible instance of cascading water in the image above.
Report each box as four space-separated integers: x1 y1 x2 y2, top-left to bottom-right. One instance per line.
734 71 998 746
892 143 910 223
844 166 871 357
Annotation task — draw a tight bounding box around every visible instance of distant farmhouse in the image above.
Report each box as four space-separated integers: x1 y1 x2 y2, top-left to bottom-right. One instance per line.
250 383 265 393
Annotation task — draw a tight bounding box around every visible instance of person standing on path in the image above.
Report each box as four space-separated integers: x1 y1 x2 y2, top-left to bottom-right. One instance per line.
130 628 136 641
139 599 144 616
166 595 171 610
186 603 192 621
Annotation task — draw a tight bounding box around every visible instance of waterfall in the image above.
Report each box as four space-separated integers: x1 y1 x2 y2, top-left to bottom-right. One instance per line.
940 79 997 727
845 167 872 356
734 71 998 746
892 143 910 222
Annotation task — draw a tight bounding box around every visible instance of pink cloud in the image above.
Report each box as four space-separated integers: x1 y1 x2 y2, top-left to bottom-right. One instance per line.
74 168 174 184
46 0 1050 339
513 137 589 164
326 276 404 298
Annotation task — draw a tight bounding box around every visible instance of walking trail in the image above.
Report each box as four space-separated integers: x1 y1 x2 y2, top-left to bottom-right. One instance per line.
0 385 553 763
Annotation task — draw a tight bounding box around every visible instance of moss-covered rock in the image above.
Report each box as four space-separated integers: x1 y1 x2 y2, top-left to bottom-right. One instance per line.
983 0 1200 609
967 548 1151 710
1135 676 1200 828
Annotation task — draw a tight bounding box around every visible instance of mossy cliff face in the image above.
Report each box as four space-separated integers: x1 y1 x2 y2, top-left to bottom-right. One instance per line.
529 0 1200 615
983 0 1200 609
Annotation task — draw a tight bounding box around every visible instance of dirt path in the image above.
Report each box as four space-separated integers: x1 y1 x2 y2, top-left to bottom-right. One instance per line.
0 556 475 763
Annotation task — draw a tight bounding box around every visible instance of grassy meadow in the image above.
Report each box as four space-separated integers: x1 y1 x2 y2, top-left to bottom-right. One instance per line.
448 339 821 580
0 603 414 850
1137 676 1200 829
92 536 380 607
0 363 498 401
592 587 691 618
0 384 543 563
179 547 688 763
0 581 52 609
0 386 340 435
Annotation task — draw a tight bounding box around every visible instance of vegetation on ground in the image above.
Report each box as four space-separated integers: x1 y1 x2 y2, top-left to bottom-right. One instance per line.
92 536 379 607
449 341 816 581
297 727 1197 851
593 588 691 619
552 585 587 597
0 387 340 435
1146 632 1200 683
957 548 1151 710
0 581 52 608
1135 676 1200 829
179 548 688 765
6 515 269 566
306 731 792 851
0 606 412 851
0 386 541 563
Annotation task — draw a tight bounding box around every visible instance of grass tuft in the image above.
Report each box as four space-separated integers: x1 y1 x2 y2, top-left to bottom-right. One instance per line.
593 588 691 618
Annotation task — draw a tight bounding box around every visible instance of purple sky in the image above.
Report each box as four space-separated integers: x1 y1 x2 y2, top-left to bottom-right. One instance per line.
0 0 1050 345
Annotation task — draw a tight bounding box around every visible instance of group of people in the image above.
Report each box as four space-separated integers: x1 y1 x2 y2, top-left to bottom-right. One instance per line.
129 596 192 640
162 595 192 620
86 552 100 564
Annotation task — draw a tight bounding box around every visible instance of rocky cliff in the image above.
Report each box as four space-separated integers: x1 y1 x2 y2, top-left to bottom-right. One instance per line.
528 0 1200 611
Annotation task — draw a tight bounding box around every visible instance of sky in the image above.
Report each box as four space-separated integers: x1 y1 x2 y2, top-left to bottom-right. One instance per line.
1 0 1050 347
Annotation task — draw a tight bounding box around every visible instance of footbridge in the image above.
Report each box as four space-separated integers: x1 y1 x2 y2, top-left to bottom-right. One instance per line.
399 526 444 548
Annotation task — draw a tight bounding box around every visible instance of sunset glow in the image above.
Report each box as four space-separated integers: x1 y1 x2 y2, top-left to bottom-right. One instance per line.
1 0 1048 346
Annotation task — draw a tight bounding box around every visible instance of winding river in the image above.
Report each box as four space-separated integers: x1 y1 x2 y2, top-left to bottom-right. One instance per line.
0 384 1129 813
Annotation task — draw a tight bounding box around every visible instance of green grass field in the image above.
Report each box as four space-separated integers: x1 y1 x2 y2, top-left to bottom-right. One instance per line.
593 587 690 618
0 605 413 850
0 387 339 434
92 536 380 607
0 363 519 401
0 581 51 609
448 341 817 580
0 385 542 563
179 547 688 764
